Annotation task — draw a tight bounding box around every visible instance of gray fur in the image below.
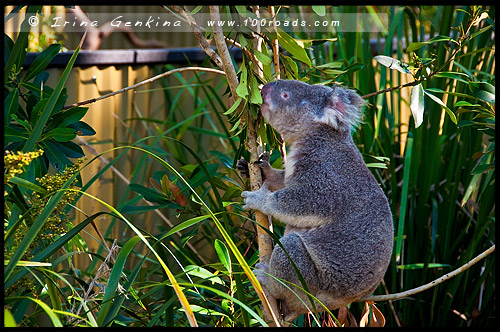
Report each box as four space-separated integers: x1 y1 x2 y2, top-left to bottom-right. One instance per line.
241 80 393 322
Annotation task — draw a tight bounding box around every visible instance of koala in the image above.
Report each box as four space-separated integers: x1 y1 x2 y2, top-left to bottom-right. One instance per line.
241 80 393 322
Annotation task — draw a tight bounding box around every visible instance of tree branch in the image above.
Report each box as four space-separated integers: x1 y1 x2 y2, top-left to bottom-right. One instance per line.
361 80 421 99
63 66 225 110
359 244 495 302
206 5 281 326
67 6 168 50
166 6 224 70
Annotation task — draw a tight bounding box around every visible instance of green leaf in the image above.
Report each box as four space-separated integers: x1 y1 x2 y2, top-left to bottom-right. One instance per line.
4 308 16 327
4 126 28 143
316 61 344 69
41 140 72 169
4 5 25 21
454 101 481 107
433 71 471 84
185 265 224 285
236 62 248 98
249 74 262 104
457 120 476 128
55 140 85 158
189 5 203 14
4 6 41 84
277 29 312 67
23 45 81 152
5 297 62 327
253 48 271 65
281 55 299 79
397 263 452 270
423 89 457 124
4 88 19 124
406 35 455 53
23 43 61 82
312 6 326 16
96 236 142 326
395 135 413 263
468 82 495 103
343 62 365 73
366 162 388 169
4 33 15 64
229 117 241 132
47 107 88 130
164 215 210 237
8 176 47 194
214 239 231 273
209 150 234 168
68 121 96 136
128 184 169 205
410 83 425 128
121 204 173 214
29 98 49 128
42 127 76 142
223 97 243 115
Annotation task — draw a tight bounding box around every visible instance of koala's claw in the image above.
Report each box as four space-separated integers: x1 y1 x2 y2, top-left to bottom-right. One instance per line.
254 151 271 166
237 152 272 182
236 157 250 178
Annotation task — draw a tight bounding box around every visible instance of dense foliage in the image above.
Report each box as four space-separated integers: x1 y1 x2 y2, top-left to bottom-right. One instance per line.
4 5 494 327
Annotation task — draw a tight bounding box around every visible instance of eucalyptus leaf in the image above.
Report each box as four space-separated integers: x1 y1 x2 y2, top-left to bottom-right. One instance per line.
410 83 425 128
469 81 495 103
406 35 455 53
249 74 262 104
423 89 457 124
236 62 248 98
277 29 312 67
312 6 326 16
374 55 411 74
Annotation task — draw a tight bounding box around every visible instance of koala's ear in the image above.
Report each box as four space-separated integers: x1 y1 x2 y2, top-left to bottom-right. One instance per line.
316 87 365 131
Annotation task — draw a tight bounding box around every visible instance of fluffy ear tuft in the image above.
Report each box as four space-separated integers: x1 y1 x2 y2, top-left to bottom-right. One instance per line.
315 86 365 131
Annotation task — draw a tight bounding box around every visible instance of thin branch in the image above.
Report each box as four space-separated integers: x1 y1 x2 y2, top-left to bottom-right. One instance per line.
267 5 287 165
361 79 420 99
63 66 225 110
209 6 240 97
72 239 119 323
162 5 244 50
268 6 281 80
166 6 224 70
359 244 495 302
67 6 168 50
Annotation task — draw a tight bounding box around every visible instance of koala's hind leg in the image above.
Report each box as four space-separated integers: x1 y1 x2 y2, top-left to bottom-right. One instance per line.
264 232 320 321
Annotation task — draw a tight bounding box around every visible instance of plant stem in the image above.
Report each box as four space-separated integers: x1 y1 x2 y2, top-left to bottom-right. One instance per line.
359 244 495 302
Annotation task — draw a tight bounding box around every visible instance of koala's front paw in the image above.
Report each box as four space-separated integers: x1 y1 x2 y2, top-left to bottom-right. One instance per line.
236 157 250 178
241 183 271 211
254 151 271 170
237 152 271 180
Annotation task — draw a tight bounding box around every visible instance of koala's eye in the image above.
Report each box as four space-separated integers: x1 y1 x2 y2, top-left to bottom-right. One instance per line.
281 91 289 100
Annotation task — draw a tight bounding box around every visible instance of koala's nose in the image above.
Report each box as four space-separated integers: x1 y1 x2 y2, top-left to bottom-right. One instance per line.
261 81 276 100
